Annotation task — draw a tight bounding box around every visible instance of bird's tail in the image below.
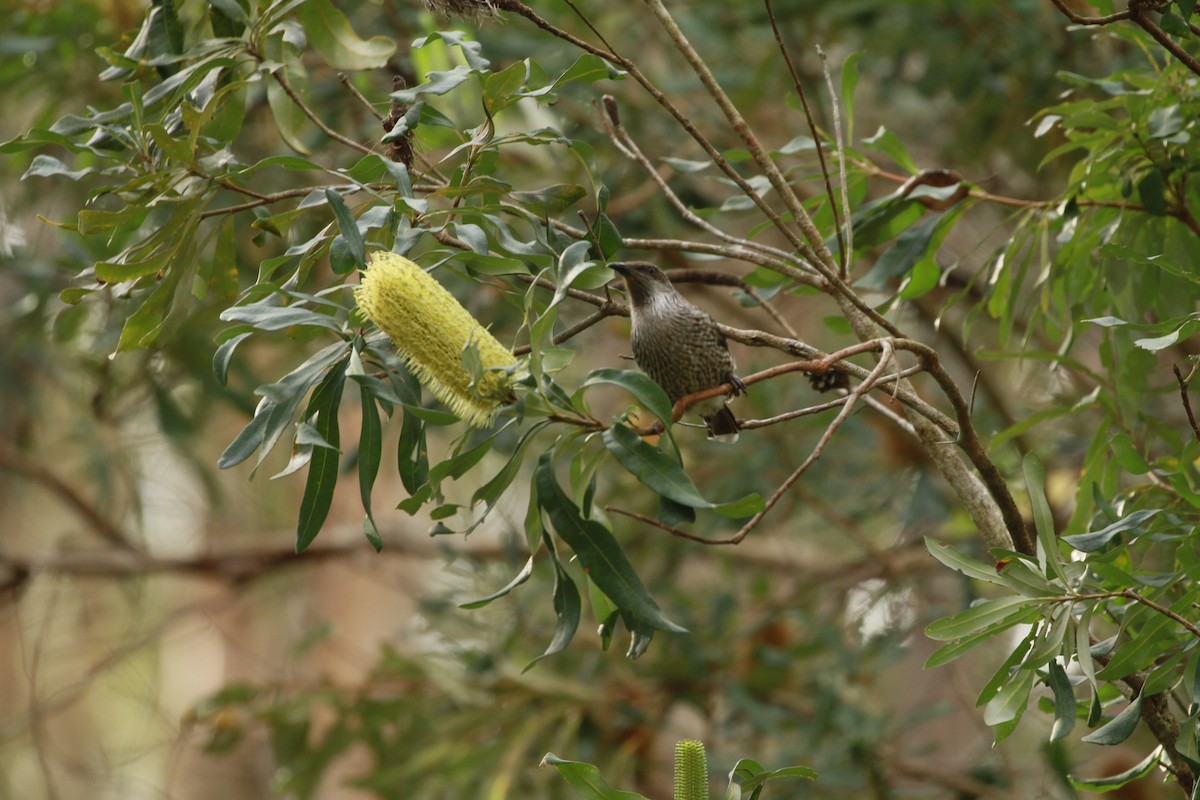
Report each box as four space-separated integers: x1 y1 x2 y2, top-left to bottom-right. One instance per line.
704 404 740 443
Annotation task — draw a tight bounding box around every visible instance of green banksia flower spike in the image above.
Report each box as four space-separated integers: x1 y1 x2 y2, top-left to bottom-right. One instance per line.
674 739 708 800
355 251 516 428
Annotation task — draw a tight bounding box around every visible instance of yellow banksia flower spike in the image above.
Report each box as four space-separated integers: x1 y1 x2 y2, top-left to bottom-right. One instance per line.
674 740 708 800
354 251 517 428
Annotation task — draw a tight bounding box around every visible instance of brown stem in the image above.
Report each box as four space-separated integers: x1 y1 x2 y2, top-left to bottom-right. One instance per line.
0 444 137 552
1173 364 1200 442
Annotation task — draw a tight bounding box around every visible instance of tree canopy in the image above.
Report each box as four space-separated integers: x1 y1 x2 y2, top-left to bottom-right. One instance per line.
2 0 1199 798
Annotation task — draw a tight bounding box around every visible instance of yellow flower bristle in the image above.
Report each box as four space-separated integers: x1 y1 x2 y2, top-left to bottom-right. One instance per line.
354 251 516 427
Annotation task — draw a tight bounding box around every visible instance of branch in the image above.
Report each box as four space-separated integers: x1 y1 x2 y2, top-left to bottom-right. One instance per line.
598 95 820 288
1048 0 1200 77
0 443 138 552
717 341 896 544
1173 363 1200 443
269 69 376 155
765 0 847 276
1046 0 1131 24
1129 4 1200 78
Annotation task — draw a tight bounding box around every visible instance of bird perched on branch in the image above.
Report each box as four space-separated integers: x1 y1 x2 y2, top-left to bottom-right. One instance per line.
611 261 744 442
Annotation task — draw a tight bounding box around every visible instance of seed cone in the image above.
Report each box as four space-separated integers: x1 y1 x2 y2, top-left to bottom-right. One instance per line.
355 251 515 427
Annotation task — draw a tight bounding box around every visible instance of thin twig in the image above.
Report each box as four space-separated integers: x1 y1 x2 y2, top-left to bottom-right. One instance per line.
1121 588 1200 639
1046 0 1131 24
764 0 846 277
605 506 716 543
338 72 386 121
1173 364 1200 442
270 69 376 155
599 96 820 288
817 45 853 280
722 341 896 544
0 443 138 552
738 367 925 430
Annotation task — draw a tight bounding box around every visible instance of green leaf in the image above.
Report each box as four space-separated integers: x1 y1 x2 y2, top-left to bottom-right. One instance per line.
863 126 918 173
535 453 685 637
1061 508 1161 552
1068 747 1161 791
396 399 430 494
726 760 818 797
325 188 366 271
602 424 762 518
1081 692 1143 745
390 65 474 103
219 303 343 332
924 612 1035 669
213 332 252 387
460 556 535 609
471 421 549 507
539 754 650 800
602 423 706 506
1135 318 1200 351
1047 660 1077 742
356 376 383 553
296 355 350 552
926 596 1043 641
295 0 396 70
512 184 587 217
264 32 313 155
1022 453 1066 582
984 667 1033 728
579 369 673 427
1026 607 1071 668
220 343 351 470
924 537 1006 585
525 533 582 670
1137 171 1166 216
859 212 943 291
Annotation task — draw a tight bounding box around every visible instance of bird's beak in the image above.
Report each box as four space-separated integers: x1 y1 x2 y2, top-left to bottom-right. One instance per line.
608 262 629 276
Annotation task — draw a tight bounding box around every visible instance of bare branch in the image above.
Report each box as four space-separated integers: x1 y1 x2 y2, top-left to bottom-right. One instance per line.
0 443 138 552
1174 364 1200 443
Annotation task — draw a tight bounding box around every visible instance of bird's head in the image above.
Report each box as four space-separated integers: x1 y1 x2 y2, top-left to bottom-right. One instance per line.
609 261 675 308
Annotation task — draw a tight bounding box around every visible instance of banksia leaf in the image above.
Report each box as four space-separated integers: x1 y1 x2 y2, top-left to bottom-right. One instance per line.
674 739 708 800
355 251 516 428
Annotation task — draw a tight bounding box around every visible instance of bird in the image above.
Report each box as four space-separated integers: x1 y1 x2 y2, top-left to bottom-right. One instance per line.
610 261 744 442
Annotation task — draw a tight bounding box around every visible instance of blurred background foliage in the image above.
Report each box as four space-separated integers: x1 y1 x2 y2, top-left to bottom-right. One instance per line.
1 1 1197 799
